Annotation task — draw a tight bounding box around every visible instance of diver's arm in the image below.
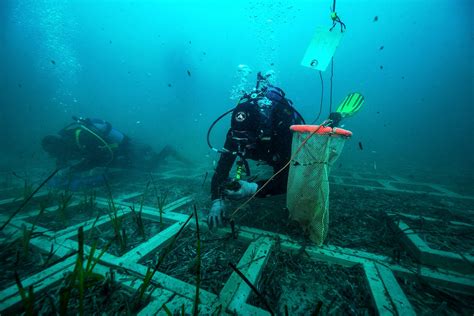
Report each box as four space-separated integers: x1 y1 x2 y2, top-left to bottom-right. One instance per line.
211 134 237 200
55 155 69 169
211 153 236 200
69 158 96 172
70 147 110 172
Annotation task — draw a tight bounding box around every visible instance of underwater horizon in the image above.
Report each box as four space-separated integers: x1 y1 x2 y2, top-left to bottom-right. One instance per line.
0 0 473 315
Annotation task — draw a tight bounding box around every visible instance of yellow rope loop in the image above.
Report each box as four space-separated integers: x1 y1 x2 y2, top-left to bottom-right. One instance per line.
77 125 115 165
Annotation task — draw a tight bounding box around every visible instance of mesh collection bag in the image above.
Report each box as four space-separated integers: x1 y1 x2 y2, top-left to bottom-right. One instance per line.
286 125 352 245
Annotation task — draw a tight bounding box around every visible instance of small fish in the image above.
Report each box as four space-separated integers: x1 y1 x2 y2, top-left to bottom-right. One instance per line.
51 60 56 65
18 83 22 88
358 142 363 150
202 51 206 55
109 40 112 44
189 40 192 44
379 65 384 70
270 63 274 66
376 111 380 114
401 76 405 79
379 46 384 50
373 16 378 22
187 70 191 76
167 83 172 87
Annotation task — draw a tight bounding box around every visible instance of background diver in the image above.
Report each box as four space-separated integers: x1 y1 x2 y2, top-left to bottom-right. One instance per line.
207 72 364 228
42 116 191 175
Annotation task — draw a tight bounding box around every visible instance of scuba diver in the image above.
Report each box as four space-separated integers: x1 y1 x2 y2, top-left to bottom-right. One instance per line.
42 116 190 174
207 72 364 229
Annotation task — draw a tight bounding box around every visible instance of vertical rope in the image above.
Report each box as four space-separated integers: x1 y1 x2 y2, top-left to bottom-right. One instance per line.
329 0 338 114
311 71 325 124
329 58 334 113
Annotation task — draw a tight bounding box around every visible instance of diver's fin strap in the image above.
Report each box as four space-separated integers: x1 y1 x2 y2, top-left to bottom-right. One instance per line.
336 92 365 117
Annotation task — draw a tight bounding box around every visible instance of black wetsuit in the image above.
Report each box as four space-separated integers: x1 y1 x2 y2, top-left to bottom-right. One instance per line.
51 119 190 172
56 120 130 171
211 93 303 200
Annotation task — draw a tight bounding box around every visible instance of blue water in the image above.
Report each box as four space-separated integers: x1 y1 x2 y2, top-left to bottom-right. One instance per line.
0 0 472 178
0 1 473 314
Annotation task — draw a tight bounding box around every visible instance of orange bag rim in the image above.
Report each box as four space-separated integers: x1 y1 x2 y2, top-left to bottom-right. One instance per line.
290 124 352 137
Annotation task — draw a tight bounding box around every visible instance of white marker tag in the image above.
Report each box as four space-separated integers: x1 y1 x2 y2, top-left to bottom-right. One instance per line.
301 26 345 71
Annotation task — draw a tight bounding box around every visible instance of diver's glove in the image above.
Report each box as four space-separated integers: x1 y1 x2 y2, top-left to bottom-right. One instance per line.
207 199 226 229
224 180 258 200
